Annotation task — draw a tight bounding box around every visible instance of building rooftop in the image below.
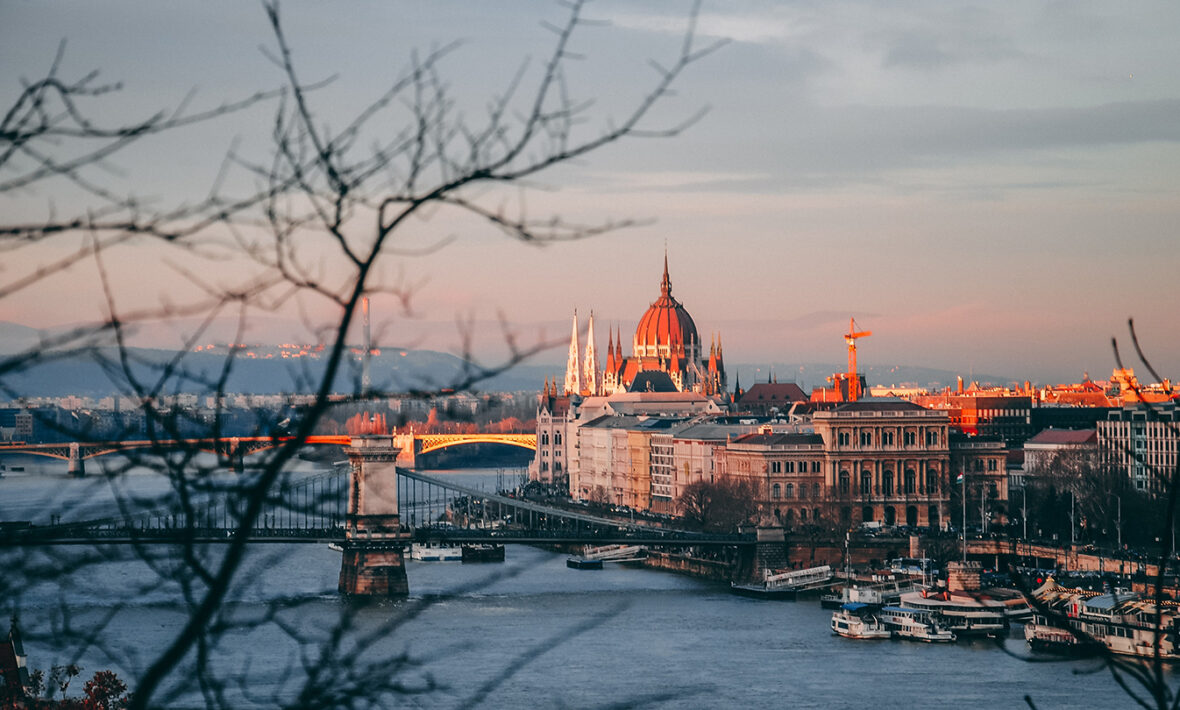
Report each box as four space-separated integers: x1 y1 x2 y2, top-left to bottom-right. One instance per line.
1025 428 1097 446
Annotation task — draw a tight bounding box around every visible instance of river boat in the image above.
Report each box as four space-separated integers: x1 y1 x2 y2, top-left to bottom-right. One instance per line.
731 564 833 601
897 590 1009 637
327 542 343 552
566 556 603 570
1026 580 1180 661
831 602 891 640
411 543 462 562
879 605 956 643
461 544 505 563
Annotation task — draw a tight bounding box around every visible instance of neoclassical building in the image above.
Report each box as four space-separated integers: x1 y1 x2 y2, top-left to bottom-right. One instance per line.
564 256 727 397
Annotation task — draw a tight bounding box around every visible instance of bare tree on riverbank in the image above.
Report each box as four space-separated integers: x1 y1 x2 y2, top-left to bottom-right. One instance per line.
0 2 720 707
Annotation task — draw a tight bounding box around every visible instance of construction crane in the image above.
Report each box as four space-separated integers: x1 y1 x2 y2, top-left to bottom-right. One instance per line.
844 317 872 401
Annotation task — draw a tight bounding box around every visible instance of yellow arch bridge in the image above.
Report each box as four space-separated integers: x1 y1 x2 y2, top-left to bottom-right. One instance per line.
0 433 536 473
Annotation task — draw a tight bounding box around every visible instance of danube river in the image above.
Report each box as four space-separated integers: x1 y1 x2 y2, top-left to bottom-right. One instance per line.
0 458 1154 708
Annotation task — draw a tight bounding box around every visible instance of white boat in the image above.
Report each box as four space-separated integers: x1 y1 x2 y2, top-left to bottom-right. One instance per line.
897 590 1009 637
879 605 956 643
831 603 891 640
410 543 462 561
732 565 833 601
1027 581 1180 661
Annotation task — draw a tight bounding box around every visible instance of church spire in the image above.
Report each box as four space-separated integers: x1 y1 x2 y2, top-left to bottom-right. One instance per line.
564 310 582 395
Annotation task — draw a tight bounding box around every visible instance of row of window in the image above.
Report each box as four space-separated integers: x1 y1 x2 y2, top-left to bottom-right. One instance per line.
836 469 936 496
835 430 940 447
539 432 563 446
771 482 822 500
769 460 822 474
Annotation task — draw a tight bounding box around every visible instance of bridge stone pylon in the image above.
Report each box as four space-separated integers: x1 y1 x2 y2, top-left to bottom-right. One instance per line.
338 434 411 597
67 442 85 477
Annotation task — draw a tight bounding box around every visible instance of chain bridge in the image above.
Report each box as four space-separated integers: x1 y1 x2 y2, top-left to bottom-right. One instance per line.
1 434 750 596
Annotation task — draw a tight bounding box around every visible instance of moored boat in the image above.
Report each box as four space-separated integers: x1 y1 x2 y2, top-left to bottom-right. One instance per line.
879 605 956 643
831 602 891 640
411 543 462 561
566 556 603 570
730 564 833 601
461 544 505 563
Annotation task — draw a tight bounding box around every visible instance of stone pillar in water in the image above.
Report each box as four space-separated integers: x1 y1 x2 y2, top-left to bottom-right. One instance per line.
339 434 410 597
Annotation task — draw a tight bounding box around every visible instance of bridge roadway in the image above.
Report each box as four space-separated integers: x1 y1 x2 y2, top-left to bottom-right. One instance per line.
0 467 752 548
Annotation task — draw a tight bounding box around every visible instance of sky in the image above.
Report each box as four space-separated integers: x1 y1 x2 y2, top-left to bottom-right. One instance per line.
2 1 1178 384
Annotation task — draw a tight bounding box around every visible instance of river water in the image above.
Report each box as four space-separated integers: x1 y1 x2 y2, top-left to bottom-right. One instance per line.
0 457 1156 708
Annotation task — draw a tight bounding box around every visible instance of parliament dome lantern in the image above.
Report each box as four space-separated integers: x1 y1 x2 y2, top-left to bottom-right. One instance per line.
633 255 700 360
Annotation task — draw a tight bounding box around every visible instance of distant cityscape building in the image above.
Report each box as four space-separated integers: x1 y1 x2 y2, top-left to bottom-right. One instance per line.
1099 403 1180 494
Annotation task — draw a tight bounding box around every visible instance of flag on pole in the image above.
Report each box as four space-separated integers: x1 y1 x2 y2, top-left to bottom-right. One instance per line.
956 472 964 484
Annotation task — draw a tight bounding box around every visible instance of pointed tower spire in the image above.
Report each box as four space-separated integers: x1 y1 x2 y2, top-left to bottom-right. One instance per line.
660 249 672 298
616 325 623 363
605 325 616 374
564 310 582 396
583 311 602 396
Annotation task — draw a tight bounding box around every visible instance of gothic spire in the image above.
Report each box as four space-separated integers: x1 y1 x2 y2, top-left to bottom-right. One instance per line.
660 250 672 298
583 311 602 396
564 310 582 395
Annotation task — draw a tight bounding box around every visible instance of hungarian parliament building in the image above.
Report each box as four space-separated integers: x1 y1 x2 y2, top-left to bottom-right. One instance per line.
532 257 1010 530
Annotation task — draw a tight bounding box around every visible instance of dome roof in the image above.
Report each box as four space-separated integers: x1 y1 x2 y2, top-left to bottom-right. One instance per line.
634 256 698 358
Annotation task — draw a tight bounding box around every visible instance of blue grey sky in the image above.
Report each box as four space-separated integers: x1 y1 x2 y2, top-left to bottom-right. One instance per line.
2 1 1178 383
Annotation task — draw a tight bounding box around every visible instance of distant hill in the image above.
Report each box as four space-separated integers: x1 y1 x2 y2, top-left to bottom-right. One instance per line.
0 343 551 398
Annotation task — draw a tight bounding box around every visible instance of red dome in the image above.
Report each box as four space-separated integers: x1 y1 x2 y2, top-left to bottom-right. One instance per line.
634 257 699 358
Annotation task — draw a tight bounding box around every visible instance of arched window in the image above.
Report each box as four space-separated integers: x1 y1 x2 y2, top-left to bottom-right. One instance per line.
861 506 874 522
906 505 918 527
904 469 916 495
839 471 850 496
928 505 940 528
928 470 939 493
974 459 984 472
799 484 808 500
884 506 896 526
883 471 894 497
813 507 822 521
800 508 808 521
860 471 872 496
840 506 852 524
772 483 781 499
785 483 794 499
813 483 821 500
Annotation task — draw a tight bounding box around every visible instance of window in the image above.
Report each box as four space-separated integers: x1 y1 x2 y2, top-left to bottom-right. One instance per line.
541 461 549 472
554 432 562 445
554 462 562 473
800 508 808 521
861 472 872 496
770 461 781 473
839 471 850 496
987 459 997 471
799 484 808 500
904 431 916 446
813 507 821 521
785 483 795 499
785 461 795 473
860 431 872 446
882 431 894 446
812 461 821 473
904 469 916 494
772 483 781 499
974 459 984 472
927 431 939 446
813 483 821 499
838 432 850 446
541 432 549 446
883 471 894 497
